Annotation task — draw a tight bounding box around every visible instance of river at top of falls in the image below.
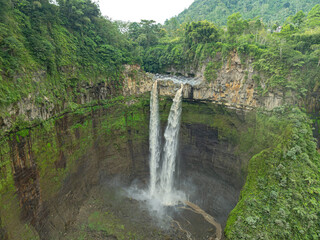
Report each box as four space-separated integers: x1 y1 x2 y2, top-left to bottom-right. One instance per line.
153 73 203 86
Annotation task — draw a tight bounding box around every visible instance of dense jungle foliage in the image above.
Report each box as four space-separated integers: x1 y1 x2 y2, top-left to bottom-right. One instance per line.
0 0 139 107
172 0 320 26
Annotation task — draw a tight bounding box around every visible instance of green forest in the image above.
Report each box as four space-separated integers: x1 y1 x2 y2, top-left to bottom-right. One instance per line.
0 0 139 107
0 0 320 239
173 0 320 26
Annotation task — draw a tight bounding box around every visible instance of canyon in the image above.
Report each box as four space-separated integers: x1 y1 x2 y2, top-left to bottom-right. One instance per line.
0 57 319 239
1 1 320 238
0 62 271 239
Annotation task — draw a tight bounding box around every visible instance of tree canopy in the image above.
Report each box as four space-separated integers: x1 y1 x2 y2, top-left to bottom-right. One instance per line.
0 0 138 106
171 0 320 26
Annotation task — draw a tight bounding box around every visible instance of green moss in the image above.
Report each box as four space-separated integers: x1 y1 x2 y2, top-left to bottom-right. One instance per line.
204 61 223 83
87 211 127 237
0 196 40 239
17 129 29 137
181 101 287 156
101 94 150 142
0 139 14 194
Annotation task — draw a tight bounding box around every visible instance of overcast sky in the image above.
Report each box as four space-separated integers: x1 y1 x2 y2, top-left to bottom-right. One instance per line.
97 0 194 23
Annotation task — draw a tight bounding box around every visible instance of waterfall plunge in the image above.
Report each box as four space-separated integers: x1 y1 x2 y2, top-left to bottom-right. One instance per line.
149 81 161 197
148 83 185 205
159 84 184 204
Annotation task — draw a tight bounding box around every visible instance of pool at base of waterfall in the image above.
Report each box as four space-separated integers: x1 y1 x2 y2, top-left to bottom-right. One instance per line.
58 179 222 240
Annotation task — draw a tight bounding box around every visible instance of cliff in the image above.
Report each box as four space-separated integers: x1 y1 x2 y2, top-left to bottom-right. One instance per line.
2 52 318 138
123 51 295 111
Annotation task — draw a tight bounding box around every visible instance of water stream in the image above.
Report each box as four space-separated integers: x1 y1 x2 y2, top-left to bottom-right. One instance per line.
153 74 202 86
148 82 185 205
149 80 161 197
159 84 184 204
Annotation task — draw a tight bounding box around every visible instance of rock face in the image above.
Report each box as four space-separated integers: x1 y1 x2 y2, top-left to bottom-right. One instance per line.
122 65 154 96
8 135 41 225
0 82 112 136
122 53 292 111
179 123 243 225
169 51 297 110
0 104 151 239
0 65 143 136
0 55 316 136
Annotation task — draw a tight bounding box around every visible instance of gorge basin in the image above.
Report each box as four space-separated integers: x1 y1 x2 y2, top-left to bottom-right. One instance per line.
0 94 248 240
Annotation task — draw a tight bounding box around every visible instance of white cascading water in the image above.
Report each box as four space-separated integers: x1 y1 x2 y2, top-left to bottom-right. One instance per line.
127 81 185 212
149 81 161 197
159 84 184 204
140 81 185 208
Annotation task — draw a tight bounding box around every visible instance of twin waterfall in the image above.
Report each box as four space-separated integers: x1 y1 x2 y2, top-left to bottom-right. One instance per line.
149 81 184 205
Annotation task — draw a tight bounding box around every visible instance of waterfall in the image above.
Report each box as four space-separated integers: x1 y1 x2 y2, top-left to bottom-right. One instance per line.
149 81 161 197
148 82 185 205
159 84 184 203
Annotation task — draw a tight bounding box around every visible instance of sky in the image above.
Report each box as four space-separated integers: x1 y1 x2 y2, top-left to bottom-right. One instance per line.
97 0 194 24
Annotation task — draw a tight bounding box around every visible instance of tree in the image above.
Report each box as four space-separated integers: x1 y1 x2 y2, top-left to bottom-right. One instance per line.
305 4 320 28
115 21 130 35
292 10 306 26
227 13 248 39
185 20 220 47
0 0 10 20
128 22 141 41
311 44 320 66
57 0 100 30
139 20 163 46
164 17 180 37
128 20 163 48
279 24 296 39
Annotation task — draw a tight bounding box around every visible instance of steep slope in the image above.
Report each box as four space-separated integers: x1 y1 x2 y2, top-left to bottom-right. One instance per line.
225 108 320 239
173 0 319 25
0 0 137 116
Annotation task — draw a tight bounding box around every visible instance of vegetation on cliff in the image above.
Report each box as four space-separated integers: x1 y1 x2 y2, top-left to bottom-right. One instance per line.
225 107 320 239
0 94 150 239
0 0 138 108
127 5 320 103
1 1 319 111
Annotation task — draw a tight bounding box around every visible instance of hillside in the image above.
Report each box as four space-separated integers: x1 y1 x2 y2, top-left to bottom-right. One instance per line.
171 0 319 26
0 0 138 110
